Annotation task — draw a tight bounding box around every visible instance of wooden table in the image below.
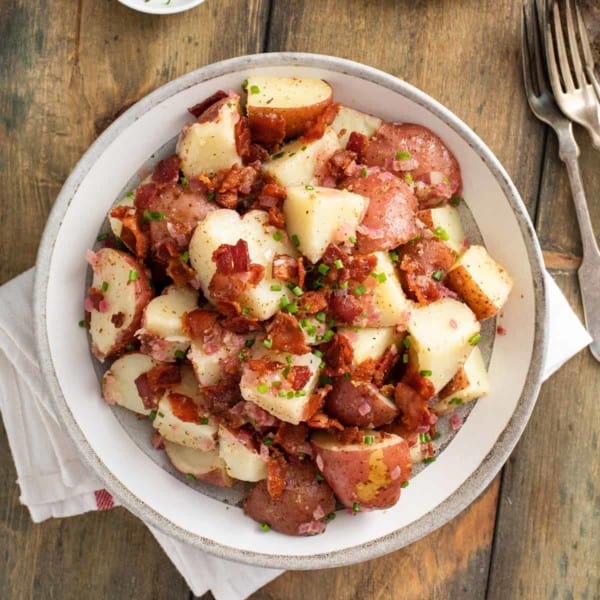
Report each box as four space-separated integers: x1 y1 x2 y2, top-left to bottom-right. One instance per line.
1 1 598 598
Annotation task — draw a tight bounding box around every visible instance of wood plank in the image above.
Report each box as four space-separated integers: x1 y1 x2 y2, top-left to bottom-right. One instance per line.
251 478 499 600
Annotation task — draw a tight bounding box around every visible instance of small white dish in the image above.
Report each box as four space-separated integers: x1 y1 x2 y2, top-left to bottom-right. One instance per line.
118 0 206 15
34 53 547 569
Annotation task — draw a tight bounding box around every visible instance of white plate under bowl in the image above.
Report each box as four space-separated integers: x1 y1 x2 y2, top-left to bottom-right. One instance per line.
34 53 547 569
118 0 206 15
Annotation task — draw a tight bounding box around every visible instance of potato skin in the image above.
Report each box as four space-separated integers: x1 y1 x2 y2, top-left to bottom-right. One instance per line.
446 264 498 320
243 462 335 535
325 377 399 428
311 431 411 510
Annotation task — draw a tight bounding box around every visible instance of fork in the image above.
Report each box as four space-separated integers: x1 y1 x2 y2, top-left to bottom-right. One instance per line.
546 0 600 149
522 0 600 361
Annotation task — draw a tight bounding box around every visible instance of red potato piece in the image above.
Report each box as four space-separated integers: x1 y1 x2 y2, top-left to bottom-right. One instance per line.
86 248 153 361
324 377 399 428
164 440 233 488
246 76 333 140
311 430 411 510
243 462 336 535
363 123 462 207
342 168 419 253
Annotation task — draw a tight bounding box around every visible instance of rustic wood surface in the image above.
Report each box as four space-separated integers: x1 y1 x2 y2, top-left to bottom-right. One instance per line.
0 1 598 598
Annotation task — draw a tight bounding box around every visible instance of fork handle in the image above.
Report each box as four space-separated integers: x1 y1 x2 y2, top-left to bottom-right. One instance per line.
562 155 600 361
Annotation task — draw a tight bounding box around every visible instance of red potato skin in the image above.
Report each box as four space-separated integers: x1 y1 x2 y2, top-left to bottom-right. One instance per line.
243 463 335 535
90 249 154 361
311 432 412 510
363 123 462 207
342 169 419 253
324 377 399 428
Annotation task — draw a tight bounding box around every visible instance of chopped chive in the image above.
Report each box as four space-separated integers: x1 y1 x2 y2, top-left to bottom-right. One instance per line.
245 338 255 348
174 349 186 360
325 512 336 521
373 272 387 283
282 366 291 380
126 343 136 351
128 269 138 282
207 191 216 202
449 397 464 405
249 84 260 94
257 383 269 394
199 417 209 425
278 390 287 397
158 412 165 418
451 196 462 206
292 286 303 296
291 234 300 247
389 250 399 263
423 456 437 464
179 176 188 187
148 410 157 421
322 329 334 342
319 375 333 386
353 284 367 296
180 251 190 264
315 311 326 323
143 210 166 221
305 185 315 191
434 226 449 241
313 277 325 289
403 173 414 184
280 295 290 308
286 302 298 314
263 437 273 446
468 333 481 346
96 232 110 241
352 502 360 513
271 152 284 160
319 360 326 369
285 355 292 365
238 351 246 362
260 522 271 532
318 263 330 275
395 150 411 160
286 391 294 399
301 145 307 151
333 259 343 270
295 390 307 397
363 435 375 445
307 325 317 336
360 166 367 177
339 281 348 289
272 380 282 387
186 473 196 480
242 307 250 316
272 230 283 241
270 284 282 292
402 352 409 364
420 369 432 377
126 191 135 199
348 235 356 244
242 79 248 91
78 319 88 328
403 336 412 349
263 339 272 349
401 481 409 488
316 472 324 482
432 270 444 281
313 349 323 359
288 152 296 157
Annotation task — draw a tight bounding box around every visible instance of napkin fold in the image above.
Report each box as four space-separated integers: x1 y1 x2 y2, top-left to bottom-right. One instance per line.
0 268 591 598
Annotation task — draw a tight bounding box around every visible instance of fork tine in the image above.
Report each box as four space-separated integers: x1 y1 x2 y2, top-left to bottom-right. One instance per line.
531 0 551 96
575 2 600 98
565 0 586 89
552 1 576 92
522 4 536 101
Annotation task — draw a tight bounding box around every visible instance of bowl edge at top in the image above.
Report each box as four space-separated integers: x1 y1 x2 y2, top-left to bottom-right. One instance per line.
33 52 549 569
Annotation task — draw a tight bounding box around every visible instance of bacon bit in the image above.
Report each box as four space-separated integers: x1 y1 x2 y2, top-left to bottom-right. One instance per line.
134 373 155 409
249 112 286 146
394 381 432 433
352 358 376 382
335 426 362 445
201 381 243 410
247 358 284 377
497 325 507 336
237 401 280 429
274 423 311 457
182 309 219 338
151 432 165 449
390 465 402 480
267 456 288 500
297 257 306 288
110 312 125 328
259 443 270 462
305 384 331 420
329 290 363 323
134 182 158 210
346 131 369 161
235 116 252 160
152 155 180 185
213 239 250 274
267 312 310 355
268 206 286 229
298 520 326 535
450 414 464 431
85 288 104 312
165 254 198 287
301 102 339 141
98 299 110 313
272 254 298 281
348 254 378 282
307 412 344 431
217 164 259 208
148 363 182 390
169 393 200 422
322 333 354 376
247 263 265 286
187 90 228 118
288 365 311 390
300 290 328 314
221 315 262 334
257 182 286 209
373 346 399 387
358 402 372 416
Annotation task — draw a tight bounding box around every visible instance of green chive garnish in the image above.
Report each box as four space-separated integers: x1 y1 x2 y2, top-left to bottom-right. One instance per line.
318 264 330 275
352 502 360 513
360 167 367 177
420 369 432 377
143 210 166 221
263 339 272 349
432 270 444 281
250 85 260 94
434 226 449 241
353 284 367 296
315 311 326 323
128 269 138 282
401 481 409 488
395 150 410 160
180 251 189 264
272 231 282 241
270 284 282 292
257 383 269 394
174 349 186 360
363 435 374 445
260 522 271 532
468 333 481 346
291 234 300 247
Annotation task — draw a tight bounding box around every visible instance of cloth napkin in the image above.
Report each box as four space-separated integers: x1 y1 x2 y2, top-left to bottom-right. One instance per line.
0 268 591 598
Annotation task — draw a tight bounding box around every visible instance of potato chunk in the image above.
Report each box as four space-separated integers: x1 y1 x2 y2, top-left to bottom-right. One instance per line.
246 76 333 140
446 245 513 320
164 441 233 488
331 105 382 148
176 95 242 177
434 347 491 413
417 204 466 255
337 326 400 365
283 186 368 263
218 426 267 482
189 209 297 320
262 127 340 188
407 298 480 392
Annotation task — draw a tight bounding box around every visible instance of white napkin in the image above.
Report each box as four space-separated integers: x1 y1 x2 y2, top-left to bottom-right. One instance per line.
0 268 591 598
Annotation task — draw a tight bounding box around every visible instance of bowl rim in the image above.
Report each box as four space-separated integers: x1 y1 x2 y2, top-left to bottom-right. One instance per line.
34 52 548 569
117 0 206 15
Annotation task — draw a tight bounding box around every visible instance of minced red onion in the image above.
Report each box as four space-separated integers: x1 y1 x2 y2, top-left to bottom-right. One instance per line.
98 299 110 313
449 318 458 329
315 454 324 471
151 432 165 449
358 402 372 416
298 521 326 535
390 465 401 480
450 414 464 431
313 505 325 520
259 443 270 462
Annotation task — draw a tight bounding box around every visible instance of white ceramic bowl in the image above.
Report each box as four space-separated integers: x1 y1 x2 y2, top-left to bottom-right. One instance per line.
34 53 547 569
117 0 206 15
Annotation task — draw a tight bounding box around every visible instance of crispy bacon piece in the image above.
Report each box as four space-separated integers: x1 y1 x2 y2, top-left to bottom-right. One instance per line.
168 393 200 422
109 205 150 258
111 312 125 328
182 309 219 338
134 374 155 409
213 240 250 274
334 426 362 445
235 116 252 160
268 206 286 229
346 132 369 161
247 358 285 376
187 90 228 119
307 412 344 431
249 113 286 146
201 381 243 411
399 237 456 304
329 290 363 323
348 254 377 282
165 255 198 288
221 315 262 334
267 312 310 355
267 456 288 500
152 155 180 185
297 257 306 289
394 382 431 433
216 164 260 209
302 103 339 141
134 364 181 410
86 288 104 311
305 384 331 420
134 182 158 210
274 423 312 457
288 365 311 390
300 291 328 314
257 182 287 208
272 254 298 281
373 346 399 387
322 333 354 376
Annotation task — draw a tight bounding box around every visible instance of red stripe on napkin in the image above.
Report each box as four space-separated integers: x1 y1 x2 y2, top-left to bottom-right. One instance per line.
94 489 115 511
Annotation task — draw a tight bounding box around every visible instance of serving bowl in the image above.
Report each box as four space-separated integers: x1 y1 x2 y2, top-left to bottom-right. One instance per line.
117 0 206 15
34 53 547 569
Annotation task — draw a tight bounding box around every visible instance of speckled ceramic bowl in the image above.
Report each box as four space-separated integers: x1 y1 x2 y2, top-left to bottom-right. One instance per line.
34 53 547 569
117 0 206 15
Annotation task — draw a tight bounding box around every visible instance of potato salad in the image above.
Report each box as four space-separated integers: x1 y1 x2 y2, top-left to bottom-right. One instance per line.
83 76 513 536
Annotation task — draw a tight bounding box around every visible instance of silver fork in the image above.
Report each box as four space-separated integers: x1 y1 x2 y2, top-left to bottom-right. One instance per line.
546 0 600 149
522 0 600 361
